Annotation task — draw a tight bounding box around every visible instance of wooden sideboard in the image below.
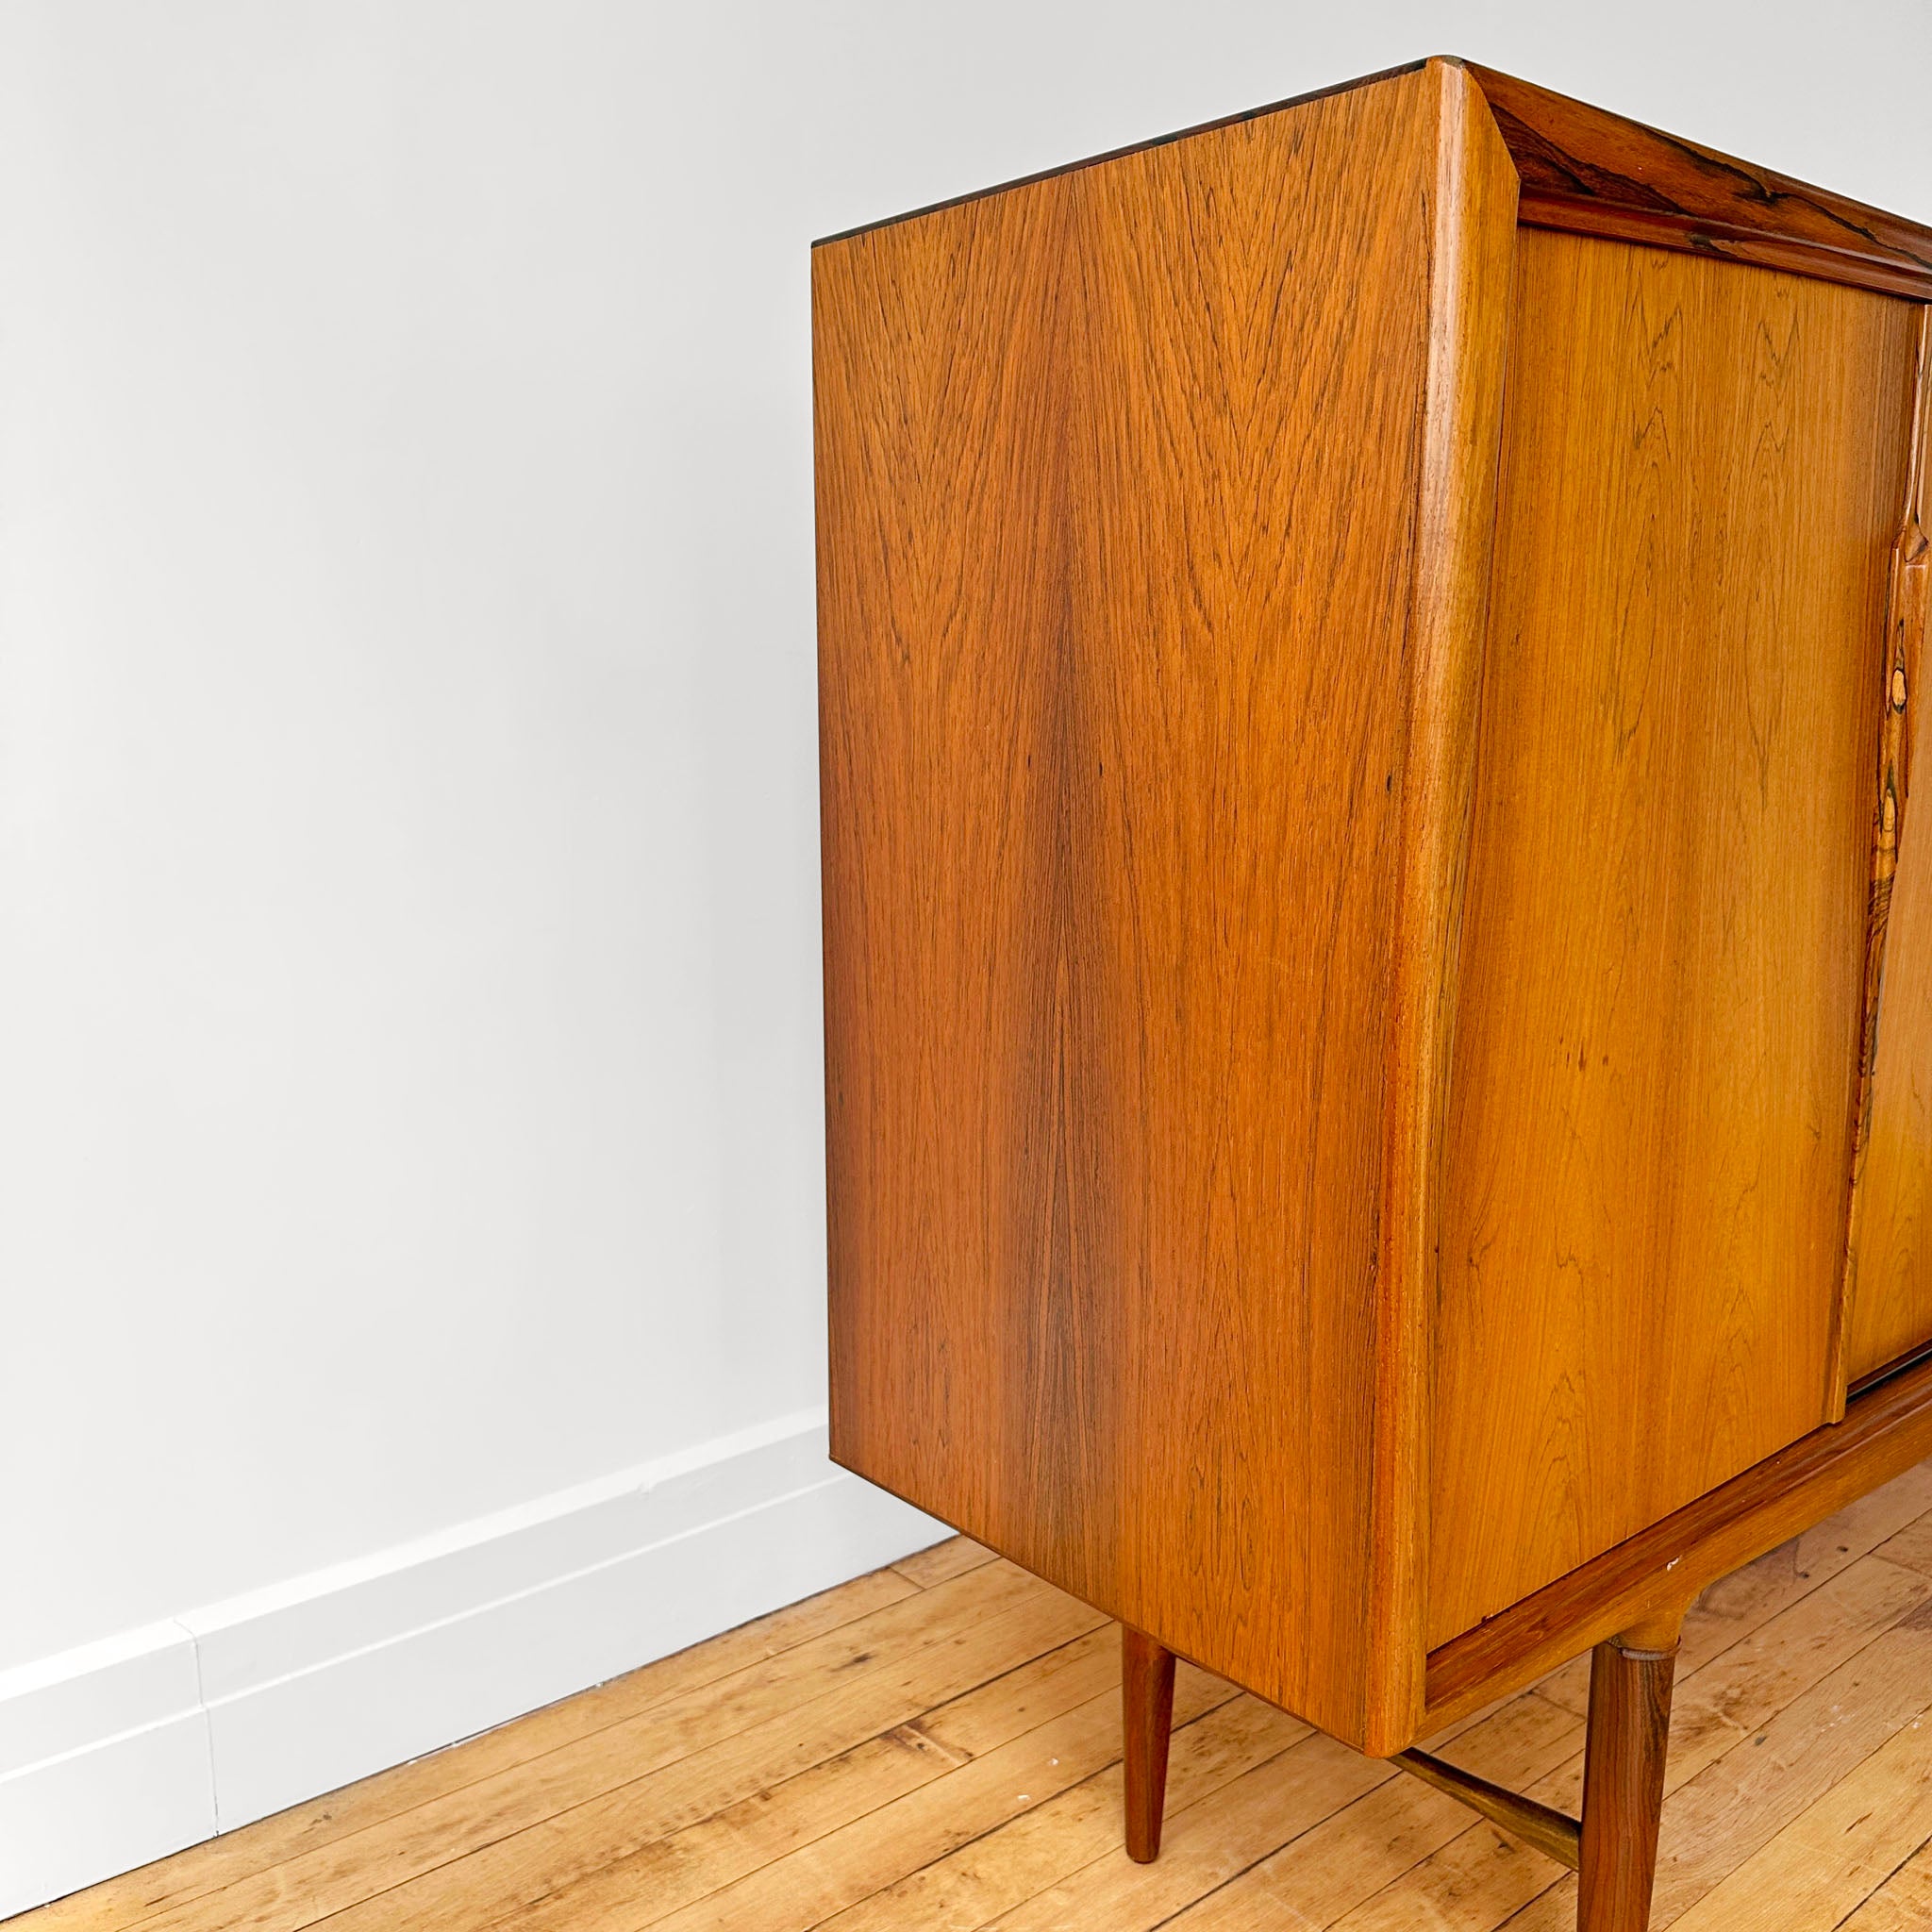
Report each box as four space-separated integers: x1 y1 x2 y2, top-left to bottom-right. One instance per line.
812 57 1932 1931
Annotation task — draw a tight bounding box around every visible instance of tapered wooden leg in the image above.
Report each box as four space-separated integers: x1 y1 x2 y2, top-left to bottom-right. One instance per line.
1122 1624 1176 1862
1577 1613 1681 1932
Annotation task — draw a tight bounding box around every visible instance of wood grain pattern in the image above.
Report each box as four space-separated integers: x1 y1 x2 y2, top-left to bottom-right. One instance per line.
1576 1633 1678 1932
1391 1749 1580 1867
1464 63 1932 300
1122 1628 1176 1862
1423 1352 1932 1733
1373 61 1519 1730
1429 228 1918 1646
818 49 1932 1827
822 58 1932 309
1845 310 1932 1385
1671 1707 1932 1931
815 58 1512 1752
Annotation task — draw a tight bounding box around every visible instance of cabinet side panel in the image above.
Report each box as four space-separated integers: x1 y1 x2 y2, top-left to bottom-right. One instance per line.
815 67 1440 1742
1847 314 1932 1384
1429 231 1917 1647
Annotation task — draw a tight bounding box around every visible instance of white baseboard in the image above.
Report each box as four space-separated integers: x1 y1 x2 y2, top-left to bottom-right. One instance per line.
0 1412 948 1919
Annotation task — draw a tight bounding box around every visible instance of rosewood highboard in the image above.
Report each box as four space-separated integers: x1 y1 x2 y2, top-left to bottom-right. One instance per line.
811 57 1932 1931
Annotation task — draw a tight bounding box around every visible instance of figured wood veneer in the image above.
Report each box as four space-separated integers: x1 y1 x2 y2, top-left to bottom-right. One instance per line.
1846 312 1932 1382
1428 230 1919 1644
827 58 1932 306
1464 64 1932 301
814 53 1932 1779
816 58 1513 1755
1423 1352 1932 1733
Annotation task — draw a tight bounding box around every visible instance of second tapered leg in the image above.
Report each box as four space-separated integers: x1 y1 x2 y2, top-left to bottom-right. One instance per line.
1577 1613 1681 1932
1122 1624 1176 1862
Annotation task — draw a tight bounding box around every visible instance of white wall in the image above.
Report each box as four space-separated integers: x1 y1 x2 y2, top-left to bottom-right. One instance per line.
0 0 1926 1903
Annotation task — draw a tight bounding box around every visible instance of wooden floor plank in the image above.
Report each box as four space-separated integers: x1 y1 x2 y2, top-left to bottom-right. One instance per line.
20 1465 1932 1932
984 1732 1394 1932
644 1674 1250 1932
1836 1833 1932 1928
1157 1687 1581 1932
112 1578 1098 1932
1874 1505 1932 1579
812 1691 1307 1932
11 1566 924 1932
890 1537 998 1589
1335 1824 1563 1932
1172 1539 1932 1932
1261 1692 1581 1932
485 1647 1233 1932
1648 1603 1932 1924
1669 1708 1932 1929
1159 1772 1489 1931
485 1724 959 1932
1491 1874 1577 1930
291 1585 1103 1932
910 1627 1124 1759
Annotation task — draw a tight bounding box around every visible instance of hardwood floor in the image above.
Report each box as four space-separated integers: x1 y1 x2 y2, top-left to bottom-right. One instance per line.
19 1460 1932 1931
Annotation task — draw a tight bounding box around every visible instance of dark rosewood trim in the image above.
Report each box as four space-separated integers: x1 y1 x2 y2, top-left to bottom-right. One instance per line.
1577 1633 1679 1932
820 57 1932 303
1852 1336 1932 1398
1838 310 1932 1405
1423 1351 1932 1732
1470 64 1932 301
1122 1626 1176 1862
1516 196 1932 301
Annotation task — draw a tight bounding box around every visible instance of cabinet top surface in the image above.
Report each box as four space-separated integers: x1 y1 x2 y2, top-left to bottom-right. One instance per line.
814 56 1932 302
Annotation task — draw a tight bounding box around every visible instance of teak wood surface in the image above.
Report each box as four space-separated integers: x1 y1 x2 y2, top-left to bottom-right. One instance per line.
817 58 1502 1753
815 48 1932 1779
1423 1350 1932 1734
1846 310 1932 1383
1461 64 1932 301
1430 226 1918 1643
